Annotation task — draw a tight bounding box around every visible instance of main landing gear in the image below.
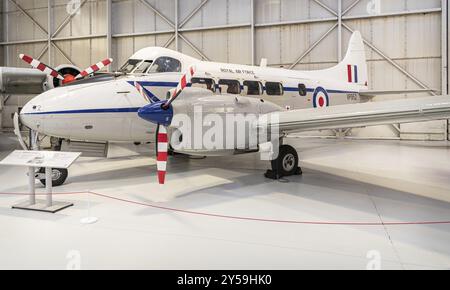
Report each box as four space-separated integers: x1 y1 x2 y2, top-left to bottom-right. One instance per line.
265 144 303 180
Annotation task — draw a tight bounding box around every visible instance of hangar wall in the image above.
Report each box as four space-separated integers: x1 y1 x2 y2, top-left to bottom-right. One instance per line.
0 2 3 67
0 2 3 130
0 0 449 140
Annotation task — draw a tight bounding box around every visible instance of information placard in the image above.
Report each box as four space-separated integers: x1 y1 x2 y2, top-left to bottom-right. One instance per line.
0 150 81 168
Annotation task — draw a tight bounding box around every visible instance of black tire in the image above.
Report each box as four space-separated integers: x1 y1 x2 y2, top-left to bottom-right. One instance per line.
271 145 299 177
38 168 68 187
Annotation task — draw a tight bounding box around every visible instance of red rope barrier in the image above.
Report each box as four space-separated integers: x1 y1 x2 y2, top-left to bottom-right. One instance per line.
1 191 449 226
89 191 450 227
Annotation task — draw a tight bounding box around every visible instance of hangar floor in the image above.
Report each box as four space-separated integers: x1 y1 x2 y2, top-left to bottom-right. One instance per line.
0 134 449 270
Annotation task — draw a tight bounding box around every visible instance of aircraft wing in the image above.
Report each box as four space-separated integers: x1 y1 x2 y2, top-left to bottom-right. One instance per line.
359 89 436 98
0 67 47 94
258 96 450 134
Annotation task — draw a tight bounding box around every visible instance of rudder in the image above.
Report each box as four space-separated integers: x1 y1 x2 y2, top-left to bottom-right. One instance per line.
321 31 368 88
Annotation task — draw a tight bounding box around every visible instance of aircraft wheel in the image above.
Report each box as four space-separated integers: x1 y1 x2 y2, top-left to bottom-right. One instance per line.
265 145 302 179
38 168 68 187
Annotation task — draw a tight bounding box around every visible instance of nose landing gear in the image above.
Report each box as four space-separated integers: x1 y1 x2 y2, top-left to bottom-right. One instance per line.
36 168 68 187
24 129 69 187
265 144 302 180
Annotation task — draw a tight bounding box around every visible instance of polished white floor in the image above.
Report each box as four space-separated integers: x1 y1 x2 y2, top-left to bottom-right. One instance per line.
0 134 449 270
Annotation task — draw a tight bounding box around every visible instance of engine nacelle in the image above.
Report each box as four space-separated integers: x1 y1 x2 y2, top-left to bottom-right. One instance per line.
141 87 283 156
43 64 81 91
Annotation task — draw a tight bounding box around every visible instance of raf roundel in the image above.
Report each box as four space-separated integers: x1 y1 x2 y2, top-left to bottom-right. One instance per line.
313 87 330 108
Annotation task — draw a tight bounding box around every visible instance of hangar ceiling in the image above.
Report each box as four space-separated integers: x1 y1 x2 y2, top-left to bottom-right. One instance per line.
0 0 449 140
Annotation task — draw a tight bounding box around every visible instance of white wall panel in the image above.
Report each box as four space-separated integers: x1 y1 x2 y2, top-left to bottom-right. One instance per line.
6 1 48 41
201 0 227 27
256 0 337 24
255 0 281 24
6 43 47 68
227 28 252 64
304 23 338 64
280 0 312 22
178 31 203 59
114 36 135 67
199 30 228 62
256 26 281 65
228 0 251 24
134 0 156 33
112 0 134 34
181 0 251 29
179 0 202 28
344 0 441 16
405 14 441 58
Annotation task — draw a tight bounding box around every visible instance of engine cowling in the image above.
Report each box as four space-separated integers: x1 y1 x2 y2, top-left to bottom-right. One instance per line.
43 64 81 91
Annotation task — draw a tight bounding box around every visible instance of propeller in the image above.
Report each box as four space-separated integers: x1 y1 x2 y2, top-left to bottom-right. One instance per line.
19 54 113 86
134 81 152 103
132 66 196 184
133 80 173 185
75 58 113 80
163 66 196 109
19 54 64 81
156 125 169 185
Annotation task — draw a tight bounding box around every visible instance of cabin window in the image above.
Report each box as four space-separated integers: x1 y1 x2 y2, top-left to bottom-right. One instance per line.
298 83 307 96
134 60 153 74
191 78 216 92
265 82 283 96
243 81 263 96
218 79 241 94
148 57 182 73
119 59 142 74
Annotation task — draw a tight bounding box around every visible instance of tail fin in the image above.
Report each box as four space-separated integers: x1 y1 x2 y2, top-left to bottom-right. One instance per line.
322 31 368 87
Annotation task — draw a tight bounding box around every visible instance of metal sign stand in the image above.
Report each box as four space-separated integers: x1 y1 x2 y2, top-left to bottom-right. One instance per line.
12 166 74 214
1 146 81 214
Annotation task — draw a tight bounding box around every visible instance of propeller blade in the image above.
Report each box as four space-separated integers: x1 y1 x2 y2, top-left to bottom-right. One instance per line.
19 54 64 81
156 125 169 185
134 81 151 103
75 58 113 80
163 65 196 109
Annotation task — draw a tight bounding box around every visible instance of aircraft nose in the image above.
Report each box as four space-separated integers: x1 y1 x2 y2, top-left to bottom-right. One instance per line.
20 100 41 131
19 87 69 132
138 101 174 127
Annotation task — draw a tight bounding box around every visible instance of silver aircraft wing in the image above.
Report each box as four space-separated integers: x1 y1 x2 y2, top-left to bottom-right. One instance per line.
359 89 437 98
258 96 450 134
0 67 47 94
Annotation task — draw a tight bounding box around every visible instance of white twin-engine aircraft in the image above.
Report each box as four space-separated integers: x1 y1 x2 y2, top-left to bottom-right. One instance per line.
18 31 450 185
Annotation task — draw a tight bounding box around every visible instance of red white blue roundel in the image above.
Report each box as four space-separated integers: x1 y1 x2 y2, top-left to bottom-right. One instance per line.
313 87 329 108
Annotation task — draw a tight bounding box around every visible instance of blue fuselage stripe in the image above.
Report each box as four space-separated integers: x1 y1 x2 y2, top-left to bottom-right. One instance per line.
134 81 179 87
24 108 141 115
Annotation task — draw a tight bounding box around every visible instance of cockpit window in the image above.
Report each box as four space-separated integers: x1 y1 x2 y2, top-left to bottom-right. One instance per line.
147 57 182 73
119 59 142 74
134 60 153 74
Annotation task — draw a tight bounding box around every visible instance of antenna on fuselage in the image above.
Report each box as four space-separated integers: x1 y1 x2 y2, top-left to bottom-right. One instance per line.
260 58 268 68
